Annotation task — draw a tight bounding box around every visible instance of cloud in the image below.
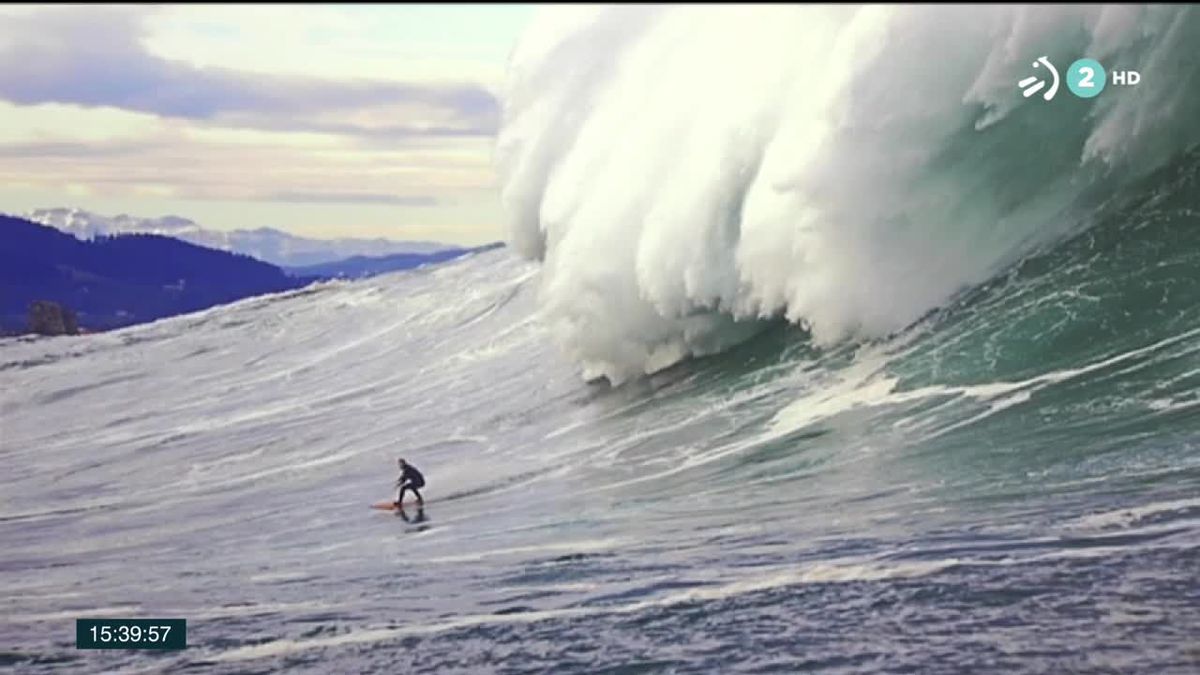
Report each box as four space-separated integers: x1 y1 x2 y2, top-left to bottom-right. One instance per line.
0 6 499 138
0 124 496 202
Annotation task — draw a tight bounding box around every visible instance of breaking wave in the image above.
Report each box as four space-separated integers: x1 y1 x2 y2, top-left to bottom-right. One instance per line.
496 5 1200 383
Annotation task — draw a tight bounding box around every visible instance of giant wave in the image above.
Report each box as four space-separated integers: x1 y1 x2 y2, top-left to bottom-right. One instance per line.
496 5 1200 384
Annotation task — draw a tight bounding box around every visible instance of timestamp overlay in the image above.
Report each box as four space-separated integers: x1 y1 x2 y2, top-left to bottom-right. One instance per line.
76 619 186 651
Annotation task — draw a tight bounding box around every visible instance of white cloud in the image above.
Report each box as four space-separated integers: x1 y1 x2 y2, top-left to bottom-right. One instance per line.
142 5 531 88
0 5 532 242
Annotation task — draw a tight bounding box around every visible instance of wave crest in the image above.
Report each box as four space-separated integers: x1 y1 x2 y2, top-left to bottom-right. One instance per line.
496 5 1200 384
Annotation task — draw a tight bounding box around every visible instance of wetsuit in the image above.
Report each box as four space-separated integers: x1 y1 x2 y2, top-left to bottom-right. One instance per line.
396 465 426 505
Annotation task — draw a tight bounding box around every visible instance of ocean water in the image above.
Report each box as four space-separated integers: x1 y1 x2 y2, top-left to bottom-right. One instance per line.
4 5 1200 674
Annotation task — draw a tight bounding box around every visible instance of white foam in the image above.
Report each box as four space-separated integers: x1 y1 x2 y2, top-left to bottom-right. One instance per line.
1066 497 1200 531
497 6 1200 383
1 606 144 624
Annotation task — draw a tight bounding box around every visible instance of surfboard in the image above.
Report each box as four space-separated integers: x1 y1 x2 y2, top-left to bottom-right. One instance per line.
371 500 426 510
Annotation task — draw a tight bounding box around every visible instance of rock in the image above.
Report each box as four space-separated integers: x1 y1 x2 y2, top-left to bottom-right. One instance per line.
27 300 79 336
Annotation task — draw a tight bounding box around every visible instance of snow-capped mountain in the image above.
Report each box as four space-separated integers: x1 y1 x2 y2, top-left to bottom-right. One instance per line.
24 208 452 267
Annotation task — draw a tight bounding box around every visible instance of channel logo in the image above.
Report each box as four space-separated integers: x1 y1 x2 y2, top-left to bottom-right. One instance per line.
1018 56 1059 101
1018 57 1141 101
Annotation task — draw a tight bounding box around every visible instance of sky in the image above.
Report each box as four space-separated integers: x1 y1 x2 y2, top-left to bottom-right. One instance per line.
0 4 536 245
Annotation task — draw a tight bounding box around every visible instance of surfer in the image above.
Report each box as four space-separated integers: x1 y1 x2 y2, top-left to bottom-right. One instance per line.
394 458 425 507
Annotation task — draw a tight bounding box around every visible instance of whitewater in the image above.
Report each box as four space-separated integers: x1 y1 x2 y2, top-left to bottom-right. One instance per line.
498 5 1200 383
3 5 1200 674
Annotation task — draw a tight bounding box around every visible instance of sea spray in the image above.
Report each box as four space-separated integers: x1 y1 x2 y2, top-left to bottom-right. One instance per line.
496 5 1200 383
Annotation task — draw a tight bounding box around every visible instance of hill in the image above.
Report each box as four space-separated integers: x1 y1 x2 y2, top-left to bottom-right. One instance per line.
0 214 314 333
25 207 451 267
284 242 505 280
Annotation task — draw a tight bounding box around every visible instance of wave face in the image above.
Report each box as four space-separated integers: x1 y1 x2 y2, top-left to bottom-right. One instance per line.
4 162 1200 670
497 5 1200 383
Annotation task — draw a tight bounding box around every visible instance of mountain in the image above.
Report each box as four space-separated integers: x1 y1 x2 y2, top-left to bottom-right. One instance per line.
25 207 453 267
0 214 314 333
284 242 505 280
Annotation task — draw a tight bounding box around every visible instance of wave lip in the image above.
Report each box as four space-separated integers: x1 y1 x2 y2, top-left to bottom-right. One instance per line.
496 5 1200 383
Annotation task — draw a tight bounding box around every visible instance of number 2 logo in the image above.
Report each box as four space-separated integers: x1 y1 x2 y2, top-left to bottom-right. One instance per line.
1067 59 1106 99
